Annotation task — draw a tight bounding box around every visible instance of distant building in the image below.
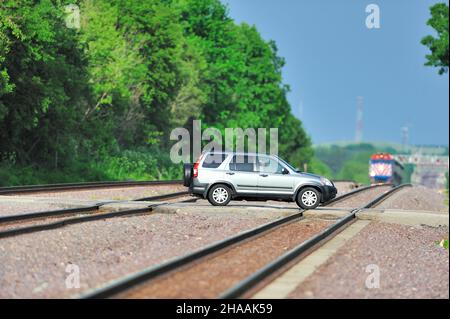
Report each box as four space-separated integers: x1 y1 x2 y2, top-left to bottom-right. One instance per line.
395 154 449 189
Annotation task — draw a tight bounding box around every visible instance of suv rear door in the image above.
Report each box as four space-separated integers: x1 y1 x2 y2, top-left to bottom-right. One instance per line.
257 155 294 195
197 153 228 184
226 155 258 195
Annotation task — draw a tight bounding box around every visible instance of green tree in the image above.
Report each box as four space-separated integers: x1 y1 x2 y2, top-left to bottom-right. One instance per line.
0 7 20 122
0 0 91 167
178 0 312 163
79 0 146 151
336 154 372 184
0 0 314 185
421 3 449 75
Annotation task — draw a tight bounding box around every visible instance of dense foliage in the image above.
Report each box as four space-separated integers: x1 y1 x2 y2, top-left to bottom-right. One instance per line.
421 2 449 75
0 0 313 185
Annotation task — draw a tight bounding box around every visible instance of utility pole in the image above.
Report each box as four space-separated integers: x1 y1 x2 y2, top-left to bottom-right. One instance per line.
401 126 409 150
355 96 364 143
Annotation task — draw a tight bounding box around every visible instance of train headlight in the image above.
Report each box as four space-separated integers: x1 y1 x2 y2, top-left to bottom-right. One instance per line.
321 178 333 186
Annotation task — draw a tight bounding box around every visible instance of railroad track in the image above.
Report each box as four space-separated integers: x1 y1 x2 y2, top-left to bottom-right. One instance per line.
80 183 408 299
323 183 390 206
0 180 183 195
220 184 411 298
0 191 193 239
0 180 364 239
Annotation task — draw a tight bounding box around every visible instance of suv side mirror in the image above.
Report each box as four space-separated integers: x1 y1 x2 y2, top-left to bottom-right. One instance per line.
282 168 289 175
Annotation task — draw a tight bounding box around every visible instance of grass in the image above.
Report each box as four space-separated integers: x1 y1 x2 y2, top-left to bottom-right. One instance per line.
436 239 449 250
444 190 449 207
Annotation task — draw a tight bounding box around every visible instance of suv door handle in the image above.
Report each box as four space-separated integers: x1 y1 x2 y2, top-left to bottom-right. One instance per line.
260 174 268 177
226 172 235 175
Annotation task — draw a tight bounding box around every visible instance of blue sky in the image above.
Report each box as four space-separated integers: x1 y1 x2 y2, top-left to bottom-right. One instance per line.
222 0 449 146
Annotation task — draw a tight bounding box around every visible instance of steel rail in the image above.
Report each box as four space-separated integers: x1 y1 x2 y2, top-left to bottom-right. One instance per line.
79 184 390 299
219 183 412 299
0 180 183 195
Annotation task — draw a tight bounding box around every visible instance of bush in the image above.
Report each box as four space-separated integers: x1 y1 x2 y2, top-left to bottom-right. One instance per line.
89 150 182 181
0 149 182 186
0 162 108 186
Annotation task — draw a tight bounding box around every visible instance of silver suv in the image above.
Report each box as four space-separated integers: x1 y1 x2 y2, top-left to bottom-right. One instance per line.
183 152 337 209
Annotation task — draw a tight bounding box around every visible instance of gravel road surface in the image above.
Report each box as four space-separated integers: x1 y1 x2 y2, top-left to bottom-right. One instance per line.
117 219 332 298
376 185 448 213
288 221 449 299
0 209 116 233
162 181 358 210
0 203 70 218
11 184 187 201
328 185 392 209
333 181 358 195
0 211 272 298
0 180 355 217
0 188 189 219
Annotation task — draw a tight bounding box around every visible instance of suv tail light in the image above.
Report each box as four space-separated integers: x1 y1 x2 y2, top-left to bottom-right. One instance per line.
193 154 203 178
193 162 199 178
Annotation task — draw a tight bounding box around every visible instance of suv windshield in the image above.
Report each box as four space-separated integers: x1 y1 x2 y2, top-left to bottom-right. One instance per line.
277 157 299 172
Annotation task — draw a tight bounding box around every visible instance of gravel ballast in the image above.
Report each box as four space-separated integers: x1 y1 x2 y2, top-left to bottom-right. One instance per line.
0 211 272 298
288 221 449 299
376 185 448 213
117 219 332 299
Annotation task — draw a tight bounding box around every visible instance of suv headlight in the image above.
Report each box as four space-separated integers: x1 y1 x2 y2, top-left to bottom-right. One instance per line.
321 178 333 186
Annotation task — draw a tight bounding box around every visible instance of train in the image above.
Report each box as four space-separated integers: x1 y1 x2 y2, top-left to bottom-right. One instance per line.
369 153 404 186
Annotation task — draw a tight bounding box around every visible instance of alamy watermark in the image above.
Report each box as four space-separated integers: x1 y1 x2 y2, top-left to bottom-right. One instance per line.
366 4 381 29
365 264 380 289
170 120 279 164
65 263 80 289
65 4 80 29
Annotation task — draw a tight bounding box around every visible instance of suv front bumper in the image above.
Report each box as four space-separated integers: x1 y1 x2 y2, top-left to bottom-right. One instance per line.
320 185 337 202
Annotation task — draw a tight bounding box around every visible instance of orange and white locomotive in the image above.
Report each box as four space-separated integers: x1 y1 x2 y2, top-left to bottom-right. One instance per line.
369 153 404 186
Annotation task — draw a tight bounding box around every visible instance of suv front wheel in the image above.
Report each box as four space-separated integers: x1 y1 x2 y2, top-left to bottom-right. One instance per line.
296 187 321 209
208 184 232 206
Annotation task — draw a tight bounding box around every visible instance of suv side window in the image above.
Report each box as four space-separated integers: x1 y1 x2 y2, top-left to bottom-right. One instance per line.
258 156 285 174
229 155 257 172
202 153 227 169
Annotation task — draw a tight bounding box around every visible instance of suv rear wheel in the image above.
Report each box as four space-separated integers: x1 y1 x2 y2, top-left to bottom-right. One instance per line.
183 164 193 187
296 187 321 209
208 184 232 206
